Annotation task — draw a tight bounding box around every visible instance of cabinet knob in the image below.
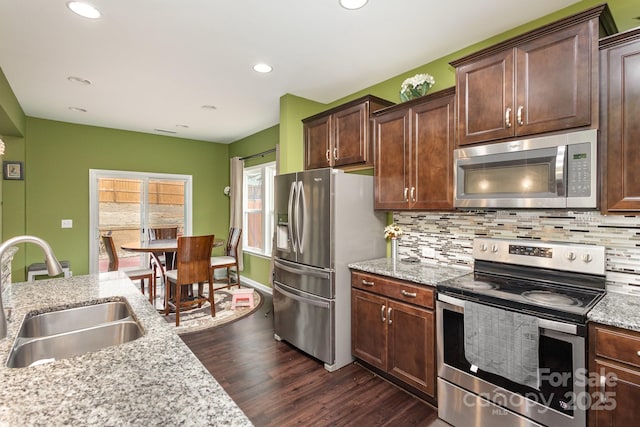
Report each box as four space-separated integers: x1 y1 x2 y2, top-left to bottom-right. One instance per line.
637 350 640 357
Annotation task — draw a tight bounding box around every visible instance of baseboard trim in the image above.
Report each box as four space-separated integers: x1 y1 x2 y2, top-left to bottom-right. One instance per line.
240 275 273 295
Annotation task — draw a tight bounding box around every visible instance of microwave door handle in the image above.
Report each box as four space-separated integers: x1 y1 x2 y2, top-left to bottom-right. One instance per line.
288 181 297 253
555 145 566 196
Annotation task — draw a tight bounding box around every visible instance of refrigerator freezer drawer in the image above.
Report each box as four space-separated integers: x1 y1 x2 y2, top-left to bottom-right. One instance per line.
274 258 333 299
273 282 334 365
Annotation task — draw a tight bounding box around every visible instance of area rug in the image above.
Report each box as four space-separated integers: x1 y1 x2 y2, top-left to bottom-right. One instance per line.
163 288 262 335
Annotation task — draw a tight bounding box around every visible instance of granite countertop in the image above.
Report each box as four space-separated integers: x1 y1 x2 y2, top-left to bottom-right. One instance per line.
348 258 471 286
0 272 252 426
588 291 640 333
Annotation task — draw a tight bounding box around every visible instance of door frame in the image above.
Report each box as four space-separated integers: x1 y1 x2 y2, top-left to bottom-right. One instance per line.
89 169 193 274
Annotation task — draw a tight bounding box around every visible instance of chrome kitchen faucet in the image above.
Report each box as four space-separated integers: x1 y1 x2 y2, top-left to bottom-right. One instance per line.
0 236 63 339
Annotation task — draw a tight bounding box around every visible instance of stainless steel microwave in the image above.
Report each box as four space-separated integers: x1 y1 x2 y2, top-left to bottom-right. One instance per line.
454 129 598 209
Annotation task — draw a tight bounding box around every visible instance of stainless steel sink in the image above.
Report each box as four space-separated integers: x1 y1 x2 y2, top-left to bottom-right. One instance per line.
18 301 133 338
6 300 144 368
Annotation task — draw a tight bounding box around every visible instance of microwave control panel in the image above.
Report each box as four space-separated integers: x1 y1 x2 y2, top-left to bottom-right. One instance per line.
566 142 591 197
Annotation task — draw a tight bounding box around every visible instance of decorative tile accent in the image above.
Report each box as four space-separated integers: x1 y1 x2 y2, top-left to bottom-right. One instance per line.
394 210 640 292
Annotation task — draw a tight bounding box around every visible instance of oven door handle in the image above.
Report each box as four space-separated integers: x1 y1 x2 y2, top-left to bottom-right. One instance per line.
437 293 578 335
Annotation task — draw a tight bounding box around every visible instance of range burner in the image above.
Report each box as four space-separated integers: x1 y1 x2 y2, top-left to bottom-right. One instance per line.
522 290 581 307
458 279 496 290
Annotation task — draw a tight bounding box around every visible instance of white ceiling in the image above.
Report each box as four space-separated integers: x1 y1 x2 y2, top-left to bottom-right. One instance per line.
0 0 580 144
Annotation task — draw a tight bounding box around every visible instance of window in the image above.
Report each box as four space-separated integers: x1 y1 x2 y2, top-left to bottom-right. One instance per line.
243 161 276 256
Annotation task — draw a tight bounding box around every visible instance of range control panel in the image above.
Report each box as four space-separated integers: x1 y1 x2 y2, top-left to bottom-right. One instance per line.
473 238 605 275
508 245 553 258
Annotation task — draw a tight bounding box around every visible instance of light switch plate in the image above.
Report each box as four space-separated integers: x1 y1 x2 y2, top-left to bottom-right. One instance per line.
61 219 73 228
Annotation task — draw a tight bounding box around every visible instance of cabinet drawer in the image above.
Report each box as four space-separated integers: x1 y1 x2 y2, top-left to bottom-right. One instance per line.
352 271 434 309
593 324 640 369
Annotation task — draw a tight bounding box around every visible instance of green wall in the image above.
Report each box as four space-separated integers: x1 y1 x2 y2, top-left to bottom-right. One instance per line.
6 118 230 281
228 125 279 285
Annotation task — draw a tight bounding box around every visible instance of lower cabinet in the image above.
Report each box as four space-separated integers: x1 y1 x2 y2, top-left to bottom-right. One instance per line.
588 322 640 426
351 271 436 398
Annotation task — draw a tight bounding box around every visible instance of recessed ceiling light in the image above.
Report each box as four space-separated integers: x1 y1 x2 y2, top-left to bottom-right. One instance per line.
253 63 273 73
67 76 92 85
201 105 217 110
339 0 368 10
68 106 87 113
66 2 101 19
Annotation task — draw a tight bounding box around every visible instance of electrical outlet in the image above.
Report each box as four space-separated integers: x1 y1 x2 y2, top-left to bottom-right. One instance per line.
61 219 73 228
421 246 436 258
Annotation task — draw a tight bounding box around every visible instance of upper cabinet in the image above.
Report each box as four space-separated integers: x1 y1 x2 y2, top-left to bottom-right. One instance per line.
451 4 616 147
303 95 394 170
599 28 640 214
373 88 455 211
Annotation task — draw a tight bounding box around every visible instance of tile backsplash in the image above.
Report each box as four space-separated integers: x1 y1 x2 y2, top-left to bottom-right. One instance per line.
394 210 640 294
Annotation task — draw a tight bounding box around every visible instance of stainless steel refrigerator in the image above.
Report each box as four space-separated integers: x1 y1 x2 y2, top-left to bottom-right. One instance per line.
273 168 386 371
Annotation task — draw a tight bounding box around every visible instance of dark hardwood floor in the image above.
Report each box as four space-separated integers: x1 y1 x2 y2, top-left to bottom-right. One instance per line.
180 290 442 426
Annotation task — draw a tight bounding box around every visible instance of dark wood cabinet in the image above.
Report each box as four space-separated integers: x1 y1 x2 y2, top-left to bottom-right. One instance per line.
303 95 393 170
599 28 640 213
452 5 612 146
588 322 640 427
351 271 436 398
373 88 455 210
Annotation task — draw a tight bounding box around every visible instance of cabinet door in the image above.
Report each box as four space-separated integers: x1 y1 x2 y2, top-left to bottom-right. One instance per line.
515 21 593 136
411 94 455 210
456 49 514 145
591 360 640 427
601 36 640 212
304 115 332 170
387 300 435 397
374 108 410 210
351 289 387 370
333 102 368 167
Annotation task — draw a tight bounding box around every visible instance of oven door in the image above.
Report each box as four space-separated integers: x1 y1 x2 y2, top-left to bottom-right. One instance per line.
437 294 586 427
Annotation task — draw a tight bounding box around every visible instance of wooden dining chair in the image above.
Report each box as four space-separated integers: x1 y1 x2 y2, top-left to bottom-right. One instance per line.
211 228 242 290
164 234 216 326
148 226 178 276
102 234 156 304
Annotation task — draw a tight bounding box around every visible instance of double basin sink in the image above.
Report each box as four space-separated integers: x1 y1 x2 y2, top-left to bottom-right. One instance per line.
6 299 144 368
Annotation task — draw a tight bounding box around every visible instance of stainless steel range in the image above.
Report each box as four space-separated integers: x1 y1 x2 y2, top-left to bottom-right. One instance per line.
437 238 606 427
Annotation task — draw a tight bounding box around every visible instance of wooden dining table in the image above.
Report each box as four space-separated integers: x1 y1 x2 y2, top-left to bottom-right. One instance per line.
121 237 225 309
121 238 225 276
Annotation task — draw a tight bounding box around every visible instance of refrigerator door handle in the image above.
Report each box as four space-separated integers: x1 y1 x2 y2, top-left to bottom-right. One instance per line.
274 259 332 280
297 180 306 254
274 282 331 309
288 181 297 253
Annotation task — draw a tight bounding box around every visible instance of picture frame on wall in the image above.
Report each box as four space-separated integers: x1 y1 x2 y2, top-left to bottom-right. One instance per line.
3 161 24 180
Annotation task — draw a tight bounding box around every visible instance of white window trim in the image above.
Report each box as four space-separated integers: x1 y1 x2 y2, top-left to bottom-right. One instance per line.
242 162 275 257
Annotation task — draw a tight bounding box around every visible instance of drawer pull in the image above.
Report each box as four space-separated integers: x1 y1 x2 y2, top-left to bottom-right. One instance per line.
401 290 417 298
381 305 386 322
362 280 375 287
637 350 640 357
